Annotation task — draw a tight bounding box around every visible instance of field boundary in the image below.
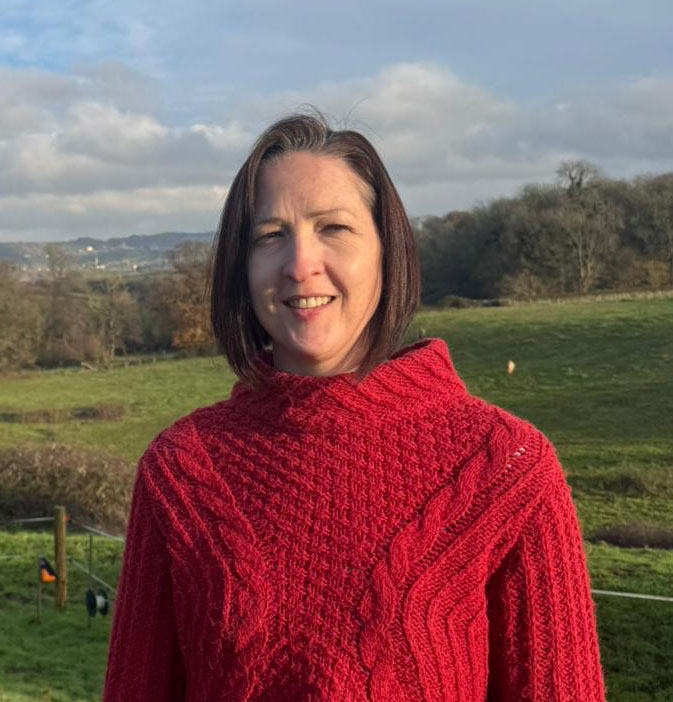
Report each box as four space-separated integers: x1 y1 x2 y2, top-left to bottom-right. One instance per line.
4 512 673 605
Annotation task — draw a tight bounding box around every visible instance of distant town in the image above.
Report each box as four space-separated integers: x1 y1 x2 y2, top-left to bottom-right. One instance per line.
0 231 218 279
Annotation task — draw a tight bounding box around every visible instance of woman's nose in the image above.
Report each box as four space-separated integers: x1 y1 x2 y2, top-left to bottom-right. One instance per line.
282 233 324 282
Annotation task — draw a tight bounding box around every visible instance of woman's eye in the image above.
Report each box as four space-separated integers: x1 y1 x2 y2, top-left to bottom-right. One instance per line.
257 231 282 242
255 225 346 243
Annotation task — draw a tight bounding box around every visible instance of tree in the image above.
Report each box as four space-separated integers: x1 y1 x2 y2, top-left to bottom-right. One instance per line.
635 174 673 284
0 262 44 371
165 242 215 352
39 247 95 365
553 188 621 294
414 211 488 302
516 184 574 293
44 244 72 280
129 275 176 351
556 160 601 196
88 277 142 364
554 160 624 294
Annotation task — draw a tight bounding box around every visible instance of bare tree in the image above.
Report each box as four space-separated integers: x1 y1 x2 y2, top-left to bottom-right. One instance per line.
44 244 72 280
556 160 602 196
165 242 215 352
88 277 141 364
554 189 621 294
39 247 94 365
0 262 44 371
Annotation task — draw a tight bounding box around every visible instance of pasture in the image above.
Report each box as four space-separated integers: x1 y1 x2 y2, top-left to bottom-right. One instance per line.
1 297 672 701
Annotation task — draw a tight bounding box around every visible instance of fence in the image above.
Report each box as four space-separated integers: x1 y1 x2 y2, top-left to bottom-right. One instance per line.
2 507 123 623
2 508 673 615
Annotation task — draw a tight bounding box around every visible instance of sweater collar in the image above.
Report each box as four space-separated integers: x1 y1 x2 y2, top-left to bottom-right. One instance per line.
228 338 469 425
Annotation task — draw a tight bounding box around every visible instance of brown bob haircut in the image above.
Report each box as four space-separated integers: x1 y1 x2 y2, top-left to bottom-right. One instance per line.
209 107 420 388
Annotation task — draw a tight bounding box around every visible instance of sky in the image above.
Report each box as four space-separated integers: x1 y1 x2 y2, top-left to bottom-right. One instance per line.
2 0 673 243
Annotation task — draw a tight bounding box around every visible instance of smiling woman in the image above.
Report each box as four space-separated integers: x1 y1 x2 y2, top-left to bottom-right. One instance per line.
103 109 607 702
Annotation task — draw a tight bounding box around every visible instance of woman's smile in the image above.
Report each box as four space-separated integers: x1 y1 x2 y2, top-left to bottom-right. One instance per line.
283 295 336 319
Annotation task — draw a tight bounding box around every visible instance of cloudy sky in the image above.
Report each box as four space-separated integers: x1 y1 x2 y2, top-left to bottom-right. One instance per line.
2 0 673 243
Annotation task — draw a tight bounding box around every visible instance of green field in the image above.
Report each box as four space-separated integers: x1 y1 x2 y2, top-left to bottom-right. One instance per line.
1 297 672 700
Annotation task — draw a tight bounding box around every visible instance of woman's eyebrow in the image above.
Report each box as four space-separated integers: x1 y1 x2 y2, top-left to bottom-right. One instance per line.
254 208 352 227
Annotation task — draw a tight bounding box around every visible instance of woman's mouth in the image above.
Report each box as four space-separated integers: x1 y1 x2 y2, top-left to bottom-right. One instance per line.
284 295 335 309
283 295 336 318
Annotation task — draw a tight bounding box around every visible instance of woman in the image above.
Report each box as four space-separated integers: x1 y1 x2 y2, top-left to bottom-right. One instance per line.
103 111 606 701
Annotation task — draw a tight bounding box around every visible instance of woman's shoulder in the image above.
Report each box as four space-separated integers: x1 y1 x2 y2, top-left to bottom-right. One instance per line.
453 392 565 502
448 389 555 462
137 399 235 480
486 397 555 460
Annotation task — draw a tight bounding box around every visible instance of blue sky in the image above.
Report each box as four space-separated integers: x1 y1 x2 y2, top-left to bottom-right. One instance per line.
2 0 673 242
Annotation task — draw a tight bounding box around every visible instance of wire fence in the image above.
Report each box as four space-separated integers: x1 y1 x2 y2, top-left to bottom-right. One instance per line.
2 512 672 604
69 517 125 542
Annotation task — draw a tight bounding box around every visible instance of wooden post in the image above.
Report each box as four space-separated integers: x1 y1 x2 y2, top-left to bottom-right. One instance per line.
54 506 67 608
87 533 93 629
36 558 42 623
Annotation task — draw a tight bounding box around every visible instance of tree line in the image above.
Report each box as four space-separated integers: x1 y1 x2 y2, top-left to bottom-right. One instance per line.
0 241 213 372
1 161 672 371
418 161 673 303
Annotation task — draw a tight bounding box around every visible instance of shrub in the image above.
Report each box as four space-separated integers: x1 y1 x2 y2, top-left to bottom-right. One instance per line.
0 443 135 535
590 522 673 549
436 295 480 309
70 403 125 420
568 465 673 497
498 269 553 300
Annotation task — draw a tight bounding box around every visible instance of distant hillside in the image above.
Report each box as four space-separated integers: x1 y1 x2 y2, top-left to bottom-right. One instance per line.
0 241 47 265
0 231 216 274
69 231 216 251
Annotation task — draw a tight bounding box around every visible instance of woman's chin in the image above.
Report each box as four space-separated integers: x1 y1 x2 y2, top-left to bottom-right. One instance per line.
272 336 344 374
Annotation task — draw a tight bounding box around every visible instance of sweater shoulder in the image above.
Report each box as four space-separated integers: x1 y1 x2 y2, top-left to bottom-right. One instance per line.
457 390 556 463
148 399 232 451
451 392 563 504
137 400 233 485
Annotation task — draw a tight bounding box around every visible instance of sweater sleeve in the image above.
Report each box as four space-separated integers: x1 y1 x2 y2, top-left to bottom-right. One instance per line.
102 457 187 702
485 451 606 702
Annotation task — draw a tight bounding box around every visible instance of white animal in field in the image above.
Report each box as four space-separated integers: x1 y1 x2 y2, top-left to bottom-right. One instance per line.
507 360 516 375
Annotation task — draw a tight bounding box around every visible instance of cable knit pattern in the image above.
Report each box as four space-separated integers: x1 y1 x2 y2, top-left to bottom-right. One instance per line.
102 338 606 702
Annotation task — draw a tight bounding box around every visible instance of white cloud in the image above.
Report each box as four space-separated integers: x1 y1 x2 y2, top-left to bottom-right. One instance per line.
61 102 168 161
1 61 673 242
0 185 227 240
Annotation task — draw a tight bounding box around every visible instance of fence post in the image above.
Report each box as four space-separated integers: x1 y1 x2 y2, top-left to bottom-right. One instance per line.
54 506 67 608
36 559 42 623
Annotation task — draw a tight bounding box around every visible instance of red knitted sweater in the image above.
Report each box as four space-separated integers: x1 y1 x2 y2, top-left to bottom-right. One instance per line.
103 338 606 701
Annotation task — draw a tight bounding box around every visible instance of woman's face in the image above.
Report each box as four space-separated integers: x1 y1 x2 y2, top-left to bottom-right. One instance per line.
248 151 383 376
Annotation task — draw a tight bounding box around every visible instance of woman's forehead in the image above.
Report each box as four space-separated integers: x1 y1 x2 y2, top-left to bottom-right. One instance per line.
255 152 374 218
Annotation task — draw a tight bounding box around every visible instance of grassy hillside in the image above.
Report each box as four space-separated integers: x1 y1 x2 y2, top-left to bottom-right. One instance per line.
1 297 672 701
